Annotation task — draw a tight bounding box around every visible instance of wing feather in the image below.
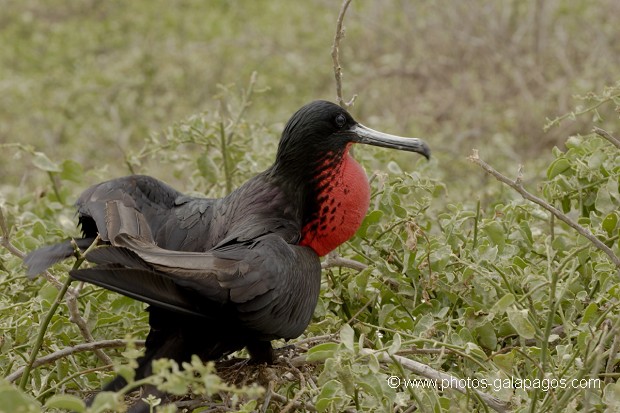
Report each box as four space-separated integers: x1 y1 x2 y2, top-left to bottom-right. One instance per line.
70 265 208 317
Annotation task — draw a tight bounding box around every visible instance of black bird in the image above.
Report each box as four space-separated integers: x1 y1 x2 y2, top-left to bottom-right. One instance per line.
24 100 430 411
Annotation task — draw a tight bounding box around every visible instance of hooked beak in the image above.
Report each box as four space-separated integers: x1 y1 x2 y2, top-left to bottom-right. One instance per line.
350 123 431 159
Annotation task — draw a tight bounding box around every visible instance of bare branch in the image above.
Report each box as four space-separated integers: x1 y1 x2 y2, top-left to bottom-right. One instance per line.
331 0 357 108
359 349 511 413
280 360 307 413
63 236 113 364
287 337 508 412
65 288 113 365
292 334 337 348
468 150 620 268
322 252 368 271
593 126 620 150
270 393 317 412
6 338 144 383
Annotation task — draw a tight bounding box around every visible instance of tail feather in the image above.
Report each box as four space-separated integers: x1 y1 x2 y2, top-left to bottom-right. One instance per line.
23 237 95 278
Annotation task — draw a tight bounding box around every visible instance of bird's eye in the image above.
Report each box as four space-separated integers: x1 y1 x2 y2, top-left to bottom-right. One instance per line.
335 113 347 128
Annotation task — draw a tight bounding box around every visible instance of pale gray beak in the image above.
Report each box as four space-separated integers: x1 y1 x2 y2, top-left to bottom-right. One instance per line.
350 123 430 159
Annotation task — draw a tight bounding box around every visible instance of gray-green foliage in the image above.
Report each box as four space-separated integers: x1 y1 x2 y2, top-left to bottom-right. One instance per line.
2 1 620 412
2 83 619 412
300 87 620 412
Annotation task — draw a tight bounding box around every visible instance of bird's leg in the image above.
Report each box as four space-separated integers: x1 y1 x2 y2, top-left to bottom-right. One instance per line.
246 341 274 364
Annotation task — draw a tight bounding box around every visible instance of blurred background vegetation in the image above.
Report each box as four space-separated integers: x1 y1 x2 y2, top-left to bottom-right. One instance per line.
2 0 619 192
1 1 620 412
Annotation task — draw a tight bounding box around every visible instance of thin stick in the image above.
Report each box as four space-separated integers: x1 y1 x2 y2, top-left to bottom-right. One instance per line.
360 349 511 413
18 275 72 390
593 126 620 150
64 237 111 364
468 150 620 268
18 237 99 389
280 360 307 413
6 339 144 383
1 207 108 361
270 393 317 412
331 0 357 108
260 381 274 413
322 252 368 271
65 288 113 365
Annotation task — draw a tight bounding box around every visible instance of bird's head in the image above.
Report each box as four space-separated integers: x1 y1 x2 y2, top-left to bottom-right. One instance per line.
273 100 430 174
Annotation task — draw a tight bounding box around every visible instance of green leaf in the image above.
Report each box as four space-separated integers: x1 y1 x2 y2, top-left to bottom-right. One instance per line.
44 395 86 412
596 179 620 214
357 210 384 238
367 352 381 373
561 196 572 213
32 151 61 172
476 322 497 350
236 400 258 413
388 333 401 355
340 324 355 351
32 220 47 238
387 161 402 174
306 342 339 362
546 157 571 179
493 350 515 373
512 256 527 269
565 135 582 149
378 303 396 326
115 364 136 383
602 212 618 236
60 159 84 182
581 302 599 324
89 392 123 413
197 152 220 182
603 381 620 409
315 379 343 413
491 293 515 315
506 307 536 339
0 381 41 413
483 221 505 250
519 221 534 245
412 313 435 337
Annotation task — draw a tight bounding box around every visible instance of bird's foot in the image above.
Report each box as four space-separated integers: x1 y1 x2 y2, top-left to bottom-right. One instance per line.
247 341 274 364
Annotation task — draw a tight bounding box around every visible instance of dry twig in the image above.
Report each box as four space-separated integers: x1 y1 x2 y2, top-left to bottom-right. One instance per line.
65 285 113 365
6 339 145 383
280 360 307 413
468 150 620 268
593 126 620 150
270 393 317 412
331 0 357 108
322 251 368 271
360 349 511 413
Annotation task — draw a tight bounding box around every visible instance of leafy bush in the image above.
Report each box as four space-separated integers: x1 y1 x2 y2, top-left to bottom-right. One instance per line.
2 2 620 412
2 81 619 412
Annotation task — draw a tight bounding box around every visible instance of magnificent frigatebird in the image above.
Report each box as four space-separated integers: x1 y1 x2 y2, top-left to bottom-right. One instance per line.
24 100 430 411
